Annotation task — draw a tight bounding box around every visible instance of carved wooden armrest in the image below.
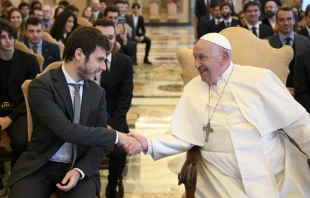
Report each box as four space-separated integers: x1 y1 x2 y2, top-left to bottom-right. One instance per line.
178 146 200 198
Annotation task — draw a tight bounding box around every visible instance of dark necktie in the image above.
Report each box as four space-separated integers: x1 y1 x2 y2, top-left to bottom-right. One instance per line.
105 59 109 72
285 37 291 46
205 0 210 14
32 45 38 54
252 27 258 37
70 83 81 168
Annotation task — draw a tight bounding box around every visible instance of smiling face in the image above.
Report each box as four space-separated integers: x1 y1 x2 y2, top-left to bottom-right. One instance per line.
65 16 75 33
276 10 295 36
193 40 229 84
10 11 23 29
95 26 115 53
77 46 107 80
245 5 261 25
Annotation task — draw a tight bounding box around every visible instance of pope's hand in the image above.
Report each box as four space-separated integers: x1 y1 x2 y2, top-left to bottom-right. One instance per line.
117 132 141 156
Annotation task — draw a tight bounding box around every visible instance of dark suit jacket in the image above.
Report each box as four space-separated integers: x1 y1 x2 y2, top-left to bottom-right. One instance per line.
294 49 310 113
98 11 104 20
243 24 274 39
195 0 219 19
215 19 238 33
100 52 133 132
8 66 117 195
24 39 61 70
298 27 310 40
198 16 216 39
135 15 147 37
4 49 40 121
116 35 134 57
268 33 310 87
262 18 272 28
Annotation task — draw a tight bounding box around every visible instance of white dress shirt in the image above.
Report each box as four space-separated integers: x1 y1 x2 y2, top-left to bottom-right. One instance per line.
95 53 112 84
247 22 260 37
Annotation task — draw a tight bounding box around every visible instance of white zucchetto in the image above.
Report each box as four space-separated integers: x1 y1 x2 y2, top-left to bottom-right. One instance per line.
200 33 232 51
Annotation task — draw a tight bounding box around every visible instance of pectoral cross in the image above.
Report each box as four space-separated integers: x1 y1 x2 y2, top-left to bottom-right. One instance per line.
203 122 213 142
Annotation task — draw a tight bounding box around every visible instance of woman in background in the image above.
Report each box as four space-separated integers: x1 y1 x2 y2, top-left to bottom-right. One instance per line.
7 8 25 42
50 11 77 45
82 6 92 21
53 6 64 21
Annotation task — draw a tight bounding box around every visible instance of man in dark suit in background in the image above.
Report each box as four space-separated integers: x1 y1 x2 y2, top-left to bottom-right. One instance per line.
262 0 278 30
94 19 133 198
215 2 238 33
268 7 310 94
195 0 220 34
131 3 152 65
243 1 274 39
294 48 310 113
24 17 61 71
0 18 40 195
198 3 222 39
298 8 310 40
8 26 140 198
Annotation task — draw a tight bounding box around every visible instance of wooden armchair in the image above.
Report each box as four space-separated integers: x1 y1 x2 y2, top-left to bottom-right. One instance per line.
176 27 293 198
42 32 64 60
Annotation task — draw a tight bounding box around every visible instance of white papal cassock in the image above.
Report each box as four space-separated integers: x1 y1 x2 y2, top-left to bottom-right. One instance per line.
146 62 310 198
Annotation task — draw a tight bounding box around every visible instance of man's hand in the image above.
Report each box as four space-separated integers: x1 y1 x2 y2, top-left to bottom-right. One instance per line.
127 132 148 151
135 36 144 42
117 132 141 156
56 169 81 192
0 116 12 131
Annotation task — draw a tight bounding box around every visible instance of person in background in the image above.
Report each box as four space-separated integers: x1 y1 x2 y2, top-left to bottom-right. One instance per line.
54 6 64 20
30 0 42 9
18 2 30 22
42 5 53 30
50 11 77 45
7 8 25 42
64 5 79 18
262 0 278 30
100 0 107 13
82 6 93 21
238 11 247 26
29 7 43 21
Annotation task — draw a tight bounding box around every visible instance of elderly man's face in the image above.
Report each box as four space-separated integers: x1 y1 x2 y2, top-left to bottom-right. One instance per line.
193 40 227 84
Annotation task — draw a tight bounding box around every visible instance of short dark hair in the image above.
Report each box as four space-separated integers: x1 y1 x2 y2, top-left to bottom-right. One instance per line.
243 1 261 12
25 17 43 29
115 0 124 5
131 3 140 9
0 18 17 39
64 5 79 13
30 0 42 9
276 7 294 20
64 26 110 62
58 0 70 8
29 7 42 16
220 2 232 11
2 1 13 8
104 6 119 17
93 18 115 30
18 2 30 10
100 0 106 3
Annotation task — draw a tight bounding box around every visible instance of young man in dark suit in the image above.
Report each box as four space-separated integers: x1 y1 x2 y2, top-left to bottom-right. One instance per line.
24 17 61 71
298 8 310 40
294 48 310 113
198 3 222 39
268 7 310 94
0 18 40 195
243 1 274 39
93 19 134 198
8 26 140 198
131 3 152 64
215 2 238 33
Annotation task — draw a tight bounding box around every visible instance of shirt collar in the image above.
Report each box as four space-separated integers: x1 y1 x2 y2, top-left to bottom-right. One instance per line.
306 26 310 33
28 39 42 48
62 65 84 85
247 22 259 29
107 53 112 63
279 32 294 42
215 61 234 84
223 17 232 23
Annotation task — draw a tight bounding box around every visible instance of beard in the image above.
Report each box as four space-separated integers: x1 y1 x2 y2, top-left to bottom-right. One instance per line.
77 60 94 81
222 12 230 19
265 11 275 18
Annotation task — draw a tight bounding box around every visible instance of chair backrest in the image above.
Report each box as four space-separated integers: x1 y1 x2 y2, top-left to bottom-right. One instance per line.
15 40 44 72
42 32 64 60
167 2 178 20
149 3 160 20
177 27 293 86
23 61 63 140
78 17 93 27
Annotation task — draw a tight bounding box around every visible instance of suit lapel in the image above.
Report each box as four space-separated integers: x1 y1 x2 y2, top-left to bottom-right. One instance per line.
8 50 21 87
52 66 74 122
80 81 91 125
42 41 49 60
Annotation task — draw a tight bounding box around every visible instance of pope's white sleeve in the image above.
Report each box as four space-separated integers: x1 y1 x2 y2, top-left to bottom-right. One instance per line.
144 133 195 161
283 112 310 157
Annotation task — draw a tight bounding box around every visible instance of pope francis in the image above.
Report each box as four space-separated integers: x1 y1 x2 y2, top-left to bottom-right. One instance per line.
126 33 310 198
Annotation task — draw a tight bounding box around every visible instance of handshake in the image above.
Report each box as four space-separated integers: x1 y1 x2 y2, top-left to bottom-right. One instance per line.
117 132 148 156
